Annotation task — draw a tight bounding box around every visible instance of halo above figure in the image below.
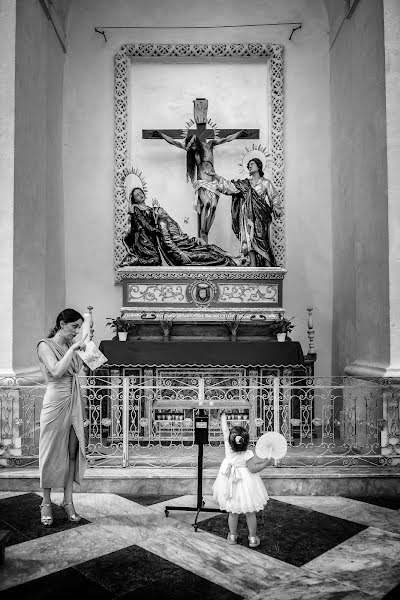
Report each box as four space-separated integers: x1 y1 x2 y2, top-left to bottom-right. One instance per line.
239 144 270 177
121 166 148 203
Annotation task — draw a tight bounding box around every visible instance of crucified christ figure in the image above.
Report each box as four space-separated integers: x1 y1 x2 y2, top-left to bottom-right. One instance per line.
147 98 255 243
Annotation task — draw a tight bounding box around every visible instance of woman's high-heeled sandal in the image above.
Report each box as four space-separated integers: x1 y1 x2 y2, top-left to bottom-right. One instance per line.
61 501 82 523
40 502 53 527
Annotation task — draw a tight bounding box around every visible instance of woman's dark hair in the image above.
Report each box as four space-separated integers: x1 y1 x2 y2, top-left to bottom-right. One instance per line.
129 187 145 204
247 157 264 177
48 308 84 338
229 425 250 452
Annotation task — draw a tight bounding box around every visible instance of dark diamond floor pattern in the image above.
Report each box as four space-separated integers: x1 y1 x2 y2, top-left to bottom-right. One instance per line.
197 498 367 566
0 493 90 546
2 544 243 600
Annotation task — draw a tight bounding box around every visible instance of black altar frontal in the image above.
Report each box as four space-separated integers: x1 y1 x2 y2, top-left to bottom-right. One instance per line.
99 339 304 370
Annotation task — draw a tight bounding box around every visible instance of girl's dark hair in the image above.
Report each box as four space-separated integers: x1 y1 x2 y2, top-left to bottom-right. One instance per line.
247 157 264 177
129 187 145 204
229 425 250 452
49 308 84 338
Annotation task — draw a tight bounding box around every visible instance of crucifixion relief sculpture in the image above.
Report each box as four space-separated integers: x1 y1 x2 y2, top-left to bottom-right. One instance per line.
143 98 259 242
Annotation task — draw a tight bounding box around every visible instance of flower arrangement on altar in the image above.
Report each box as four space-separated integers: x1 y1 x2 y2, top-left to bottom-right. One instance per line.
159 314 175 340
269 317 295 335
269 316 295 342
106 317 135 341
224 313 244 341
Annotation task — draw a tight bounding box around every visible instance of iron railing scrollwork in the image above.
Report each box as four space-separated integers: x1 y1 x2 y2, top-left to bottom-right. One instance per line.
1 373 399 469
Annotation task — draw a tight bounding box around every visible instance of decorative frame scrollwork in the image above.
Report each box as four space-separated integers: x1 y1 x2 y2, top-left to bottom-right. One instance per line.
114 43 285 282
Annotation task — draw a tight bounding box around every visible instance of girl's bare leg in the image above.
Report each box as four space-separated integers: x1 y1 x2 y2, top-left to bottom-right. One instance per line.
63 427 79 513
228 512 239 536
245 512 257 537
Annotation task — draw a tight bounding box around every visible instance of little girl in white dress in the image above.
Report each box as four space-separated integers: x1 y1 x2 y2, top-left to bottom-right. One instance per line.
213 411 270 548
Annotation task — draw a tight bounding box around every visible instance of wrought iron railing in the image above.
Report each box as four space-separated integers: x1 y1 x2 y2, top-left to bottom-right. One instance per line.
1 374 399 469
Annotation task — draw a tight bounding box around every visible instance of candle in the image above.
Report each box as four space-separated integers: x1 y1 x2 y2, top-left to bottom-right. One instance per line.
381 431 388 447
81 313 91 342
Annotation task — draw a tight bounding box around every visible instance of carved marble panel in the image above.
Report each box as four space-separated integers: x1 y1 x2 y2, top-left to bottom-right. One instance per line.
219 284 278 304
128 284 186 304
121 267 284 321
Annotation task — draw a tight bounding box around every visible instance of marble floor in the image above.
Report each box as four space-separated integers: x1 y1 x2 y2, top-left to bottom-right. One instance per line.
0 491 400 599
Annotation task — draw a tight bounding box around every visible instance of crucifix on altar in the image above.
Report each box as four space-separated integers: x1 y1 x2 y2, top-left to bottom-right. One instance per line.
142 98 260 242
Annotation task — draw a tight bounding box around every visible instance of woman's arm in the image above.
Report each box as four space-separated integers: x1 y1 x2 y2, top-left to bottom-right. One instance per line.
246 455 272 473
221 411 230 443
38 340 86 379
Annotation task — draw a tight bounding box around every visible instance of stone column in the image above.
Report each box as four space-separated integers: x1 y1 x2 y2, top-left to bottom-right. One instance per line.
345 0 400 378
384 0 400 377
0 0 66 381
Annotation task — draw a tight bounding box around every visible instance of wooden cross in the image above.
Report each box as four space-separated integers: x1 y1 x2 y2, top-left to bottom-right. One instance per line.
142 97 259 143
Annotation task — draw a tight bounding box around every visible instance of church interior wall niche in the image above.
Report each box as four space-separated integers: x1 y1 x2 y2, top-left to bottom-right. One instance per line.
113 43 284 280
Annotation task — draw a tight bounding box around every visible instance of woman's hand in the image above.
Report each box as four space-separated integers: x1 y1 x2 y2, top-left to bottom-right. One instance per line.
71 334 88 353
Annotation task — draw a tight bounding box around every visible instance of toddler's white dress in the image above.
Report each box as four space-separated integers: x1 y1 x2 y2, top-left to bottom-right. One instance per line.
213 440 269 514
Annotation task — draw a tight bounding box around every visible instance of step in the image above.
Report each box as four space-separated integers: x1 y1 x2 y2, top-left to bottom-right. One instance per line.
1 466 399 497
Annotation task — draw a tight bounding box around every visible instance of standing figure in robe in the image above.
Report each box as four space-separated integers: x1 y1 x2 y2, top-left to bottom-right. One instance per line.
37 308 88 526
119 187 161 267
151 128 248 243
213 158 282 267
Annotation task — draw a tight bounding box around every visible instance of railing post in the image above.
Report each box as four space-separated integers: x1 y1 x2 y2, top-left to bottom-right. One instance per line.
198 376 205 405
273 376 280 433
122 376 130 467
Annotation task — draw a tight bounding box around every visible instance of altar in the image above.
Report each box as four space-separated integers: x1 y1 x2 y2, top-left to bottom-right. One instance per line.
100 45 317 456
95 336 310 453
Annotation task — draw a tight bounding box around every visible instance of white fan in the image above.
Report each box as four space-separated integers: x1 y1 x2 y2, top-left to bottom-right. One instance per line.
255 432 288 460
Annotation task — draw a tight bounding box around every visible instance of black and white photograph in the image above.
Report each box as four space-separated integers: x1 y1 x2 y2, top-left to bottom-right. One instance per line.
0 1 399 598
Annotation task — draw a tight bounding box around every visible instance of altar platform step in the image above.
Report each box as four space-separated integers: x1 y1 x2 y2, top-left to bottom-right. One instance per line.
1 466 399 497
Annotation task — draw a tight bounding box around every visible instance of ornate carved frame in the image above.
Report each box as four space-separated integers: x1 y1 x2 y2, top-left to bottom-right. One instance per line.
114 43 285 283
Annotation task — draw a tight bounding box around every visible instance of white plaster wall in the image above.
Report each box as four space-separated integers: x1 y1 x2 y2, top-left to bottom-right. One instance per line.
12 0 66 373
0 0 16 373
326 0 389 374
64 0 332 374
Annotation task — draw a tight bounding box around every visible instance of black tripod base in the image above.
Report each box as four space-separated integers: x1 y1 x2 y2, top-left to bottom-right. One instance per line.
165 503 226 531
166 423 226 531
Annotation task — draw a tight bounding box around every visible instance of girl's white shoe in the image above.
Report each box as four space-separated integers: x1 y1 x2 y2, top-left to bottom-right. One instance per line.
227 534 238 544
248 536 260 548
